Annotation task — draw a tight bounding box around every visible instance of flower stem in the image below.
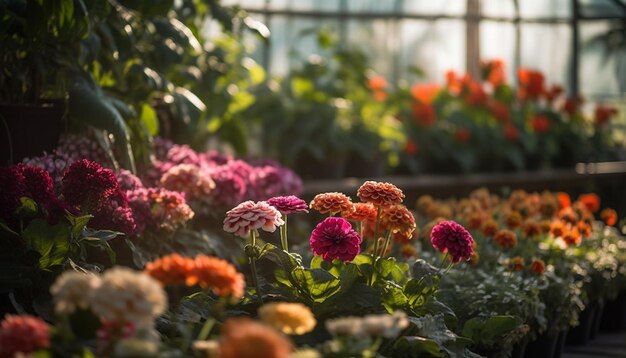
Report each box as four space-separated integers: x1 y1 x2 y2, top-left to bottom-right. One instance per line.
196 317 216 342
248 230 262 302
355 221 363 239
280 215 289 252
380 230 393 257
438 252 449 273
372 206 383 258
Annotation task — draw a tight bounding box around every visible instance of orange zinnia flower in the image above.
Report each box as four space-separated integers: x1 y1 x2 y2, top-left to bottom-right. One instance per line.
145 254 196 287
505 211 523 229
380 205 416 237
310 192 354 215
494 230 518 249
530 259 545 275
600 208 618 226
522 220 541 238
481 59 506 87
219 318 293 358
549 221 566 238
578 193 600 213
343 202 378 223
357 181 404 207
189 256 245 298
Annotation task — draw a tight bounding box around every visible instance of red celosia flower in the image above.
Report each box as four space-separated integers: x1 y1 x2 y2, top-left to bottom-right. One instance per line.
0 166 26 222
404 139 419 155
61 159 120 210
145 253 197 287
530 259 545 274
190 256 245 298
309 217 361 262
89 193 137 235
309 192 354 215
600 208 618 226
490 101 510 122
494 230 517 249
219 318 293 358
357 181 404 207
0 314 49 357
430 220 474 263
504 124 519 142
531 115 551 134
343 202 378 223
411 102 437 126
594 105 618 126
578 193 600 213
223 201 284 238
518 69 545 101
19 165 56 207
454 128 472 143
380 205 416 237
266 196 309 215
561 96 584 116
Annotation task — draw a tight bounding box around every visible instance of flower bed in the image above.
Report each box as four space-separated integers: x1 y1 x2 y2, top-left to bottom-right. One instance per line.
2 150 625 358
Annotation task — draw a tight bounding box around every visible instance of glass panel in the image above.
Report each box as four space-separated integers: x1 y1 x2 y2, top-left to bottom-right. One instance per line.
520 23 572 86
580 21 624 98
482 0 516 18
403 0 466 16
220 0 266 7
481 21 516 82
345 0 399 12
271 0 340 11
580 0 626 17
399 20 466 83
519 0 571 18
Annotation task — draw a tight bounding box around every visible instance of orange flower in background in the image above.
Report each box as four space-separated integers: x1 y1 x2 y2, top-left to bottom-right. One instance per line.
190 256 245 298
219 318 293 358
549 220 566 238
400 244 418 258
411 83 440 104
595 105 618 126
576 221 592 238
481 219 499 237
357 181 405 207
467 212 484 230
505 211 523 229
380 205 417 237
558 207 579 224
310 192 354 215
258 302 317 335
454 128 472 143
531 115 551 134
464 81 488 107
446 70 462 94
343 202 378 223
504 124 519 142
544 85 563 103
404 139 419 155
468 251 480 266
368 76 387 101
518 69 545 101
522 220 541 238
416 195 435 214
509 256 525 272
494 230 518 249
557 192 571 208
530 259 546 274
600 208 618 226
562 227 581 247
145 253 196 287
578 193 600 213
481 59 506 87
490 101 510 122
540 220 552 234
561 96 584 116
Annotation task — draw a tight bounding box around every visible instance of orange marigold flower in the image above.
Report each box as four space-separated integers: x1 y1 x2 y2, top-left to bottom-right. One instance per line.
576 221 592 239
509 257 525 272
189 256 245 299
467 213 484 230
562 228 581 247
258 302 317 335
578 193 600 213
219 318 293 358
522 221 541 238
600 208 618 226
416 195 434 214
557 192 571 208
357 181 404 207
145 254 196 287
558 207 579 224
530 259 546 275
494 230 517 249
343 202 378 222
310 192 354 215
505 211 523 229
380 205 416 237
549 221 566 238
481 219 499 237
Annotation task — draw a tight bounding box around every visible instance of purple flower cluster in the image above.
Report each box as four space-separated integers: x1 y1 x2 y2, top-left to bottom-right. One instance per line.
57 133 115 168
266 196 309 215
430 220 474 263
309 217 361 262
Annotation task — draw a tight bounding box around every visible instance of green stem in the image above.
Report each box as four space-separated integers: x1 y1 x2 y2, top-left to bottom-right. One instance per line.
438 252 449 274
196 317 216 342
355 221 363 239
249 230 262 302
372 206 382 258
280 215 289 252
380 230 393 258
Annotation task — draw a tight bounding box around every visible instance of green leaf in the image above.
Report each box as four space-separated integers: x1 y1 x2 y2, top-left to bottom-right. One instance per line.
81 228 123 242
393 336 446 358
140 103 159 136
22 219 71 269
66 213 92 240
15 197 38 217
375 257 409 283
461 315 523 347
382 283 409 312
291 267 341 303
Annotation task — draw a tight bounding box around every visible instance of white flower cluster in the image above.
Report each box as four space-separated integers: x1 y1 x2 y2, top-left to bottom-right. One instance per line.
325 311 409 339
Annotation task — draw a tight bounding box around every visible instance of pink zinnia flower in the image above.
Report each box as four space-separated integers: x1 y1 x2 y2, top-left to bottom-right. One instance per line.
309 217 361 262
127 188 194 235
160 164 215 202
223 201 284 238
208 165 246 209
0 314 50 357
266 196 308 215
430 220 474 263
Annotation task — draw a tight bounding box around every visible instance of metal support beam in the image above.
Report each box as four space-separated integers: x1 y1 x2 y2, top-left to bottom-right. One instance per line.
571 0 580 96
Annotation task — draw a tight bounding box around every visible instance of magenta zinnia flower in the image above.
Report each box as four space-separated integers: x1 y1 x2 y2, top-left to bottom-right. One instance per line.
267 196 309 215
310 217 361 262
430 220 474 263
223 201 284 238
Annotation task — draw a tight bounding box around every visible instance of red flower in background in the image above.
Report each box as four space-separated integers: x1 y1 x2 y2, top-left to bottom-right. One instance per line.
0 314 50 357
578 193 600 213
504 124 519 142
531 115 551 134
543 85 563 103
561 96 584 116
411 84 439 126
463 81 488 107
594 104 618 126
454 128 472 143
490 101 510 122
557 192 571 208
518 69 545 101
481 59 506 87
368 76 387 101
446 70 462 94
430 220 474 263
404 140 419 155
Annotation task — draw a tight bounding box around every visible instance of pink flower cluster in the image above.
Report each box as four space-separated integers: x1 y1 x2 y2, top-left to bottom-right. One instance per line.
127 188 195 234
0 314 50 357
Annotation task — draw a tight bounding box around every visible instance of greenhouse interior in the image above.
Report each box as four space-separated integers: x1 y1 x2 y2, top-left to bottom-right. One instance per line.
1 0 626 357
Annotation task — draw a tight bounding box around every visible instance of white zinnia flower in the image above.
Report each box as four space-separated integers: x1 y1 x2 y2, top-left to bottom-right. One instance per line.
50 271 101 315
